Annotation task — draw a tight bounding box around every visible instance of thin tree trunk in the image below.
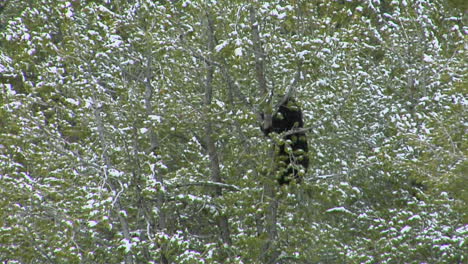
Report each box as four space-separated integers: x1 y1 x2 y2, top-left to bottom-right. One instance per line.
93 104 134 264
249 5 279 264
142 55 168 264
249 5 273 131
203 11 232 246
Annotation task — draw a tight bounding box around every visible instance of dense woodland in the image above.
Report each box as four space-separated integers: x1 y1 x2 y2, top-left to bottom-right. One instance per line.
0 0 467 263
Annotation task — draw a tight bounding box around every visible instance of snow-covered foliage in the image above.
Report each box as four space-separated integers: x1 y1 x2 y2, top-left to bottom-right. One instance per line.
0 0 466 263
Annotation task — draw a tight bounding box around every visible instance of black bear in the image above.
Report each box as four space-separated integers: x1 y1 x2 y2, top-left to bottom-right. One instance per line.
261 97 309 185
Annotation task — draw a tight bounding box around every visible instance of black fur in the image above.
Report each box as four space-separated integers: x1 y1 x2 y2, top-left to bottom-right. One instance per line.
262 98 309 185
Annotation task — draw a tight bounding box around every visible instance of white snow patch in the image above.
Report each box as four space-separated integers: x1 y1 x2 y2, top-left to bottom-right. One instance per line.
22 33 30 41
65 220 73 227
215 99 225 108
408 215 421 221
423 54 434 63
65 9 73 18
297 50 310 59
88 220 98 227
400 226 411 233
277 12 287 20
108 168 124 177
48 66 59 74
270 9 279 17
4 84 16 95
439 244 450 251
107 34 123 48
120 238 132 253
149 115 162 122
215 40 229 53
326 207 352 214
234 47 243 57
122 59 135 65
316 79 328 86
97 5 112 13
65 98 80 106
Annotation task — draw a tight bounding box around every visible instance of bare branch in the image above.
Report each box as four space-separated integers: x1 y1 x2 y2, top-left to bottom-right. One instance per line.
305 162 379 182
170 181 241 192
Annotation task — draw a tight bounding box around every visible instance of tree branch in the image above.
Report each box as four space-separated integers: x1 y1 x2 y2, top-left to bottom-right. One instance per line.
171 181 241 192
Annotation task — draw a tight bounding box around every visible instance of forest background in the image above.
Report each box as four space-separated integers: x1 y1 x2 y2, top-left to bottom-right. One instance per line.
0 0 467 263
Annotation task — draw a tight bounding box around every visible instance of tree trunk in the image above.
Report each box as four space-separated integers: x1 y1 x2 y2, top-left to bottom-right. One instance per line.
142 55 168 264
249 5 279 264
93 104 134 264
203 11 232 247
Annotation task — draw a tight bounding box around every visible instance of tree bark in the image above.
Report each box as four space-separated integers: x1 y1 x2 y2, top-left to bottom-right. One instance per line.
142 55 168 264
249 5 273 132
249 5 279 264
203 11 232 247
93 104 134 264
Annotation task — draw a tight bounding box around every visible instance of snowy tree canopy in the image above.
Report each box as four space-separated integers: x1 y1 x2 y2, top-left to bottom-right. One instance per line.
0 0 466 263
